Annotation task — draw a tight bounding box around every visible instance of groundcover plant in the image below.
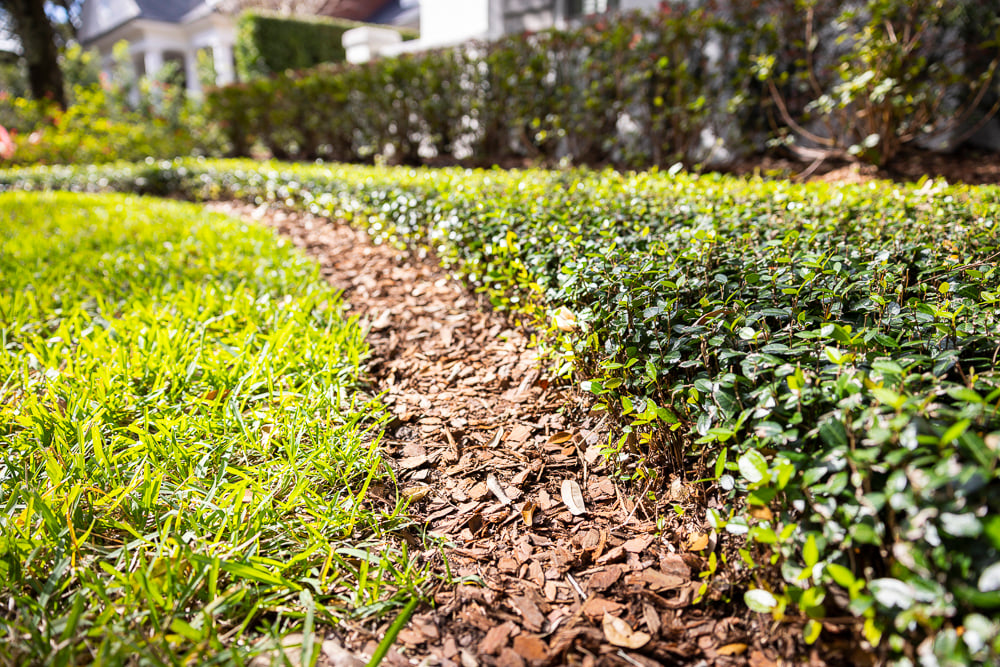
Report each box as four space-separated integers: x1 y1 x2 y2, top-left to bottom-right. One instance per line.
3 161 1000 663
0 192 424 664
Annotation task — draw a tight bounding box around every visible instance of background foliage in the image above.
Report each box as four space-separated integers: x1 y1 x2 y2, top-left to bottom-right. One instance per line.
0 42 217 166
206 0 999 170
234 10 417 81
757 0 1000 166
2 0 996 170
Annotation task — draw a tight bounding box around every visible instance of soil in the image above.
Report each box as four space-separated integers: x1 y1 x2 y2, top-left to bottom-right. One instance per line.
206 194 881 667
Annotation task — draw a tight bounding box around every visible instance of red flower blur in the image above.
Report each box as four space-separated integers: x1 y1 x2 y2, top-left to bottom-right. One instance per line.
0 125 15 160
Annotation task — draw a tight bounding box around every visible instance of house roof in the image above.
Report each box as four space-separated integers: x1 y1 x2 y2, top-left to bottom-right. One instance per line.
318 0 418 27
80 0 218 45
80 0 417 47
318 0 392 22
132 0 207 23
366 0 419 28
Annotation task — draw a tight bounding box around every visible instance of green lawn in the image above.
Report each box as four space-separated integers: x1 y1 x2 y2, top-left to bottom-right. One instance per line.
0 192 421 665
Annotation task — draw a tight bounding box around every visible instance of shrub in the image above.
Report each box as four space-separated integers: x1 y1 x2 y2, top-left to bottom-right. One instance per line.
0 86 204 166
755 0 1000 166
211 5 773 168
234 11 416 80
0 42 221 166
209 1 1000 170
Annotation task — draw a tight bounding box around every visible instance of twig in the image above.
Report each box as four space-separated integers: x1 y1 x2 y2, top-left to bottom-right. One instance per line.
621 475 656 527
767 79 836 148
921 251 1000 281
565 573 587 599
616 651 648 667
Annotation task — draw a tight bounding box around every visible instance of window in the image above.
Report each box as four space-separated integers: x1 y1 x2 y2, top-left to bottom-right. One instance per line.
566 0 619 19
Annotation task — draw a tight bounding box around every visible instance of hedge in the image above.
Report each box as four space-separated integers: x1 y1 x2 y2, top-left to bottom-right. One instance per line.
209 0 1000 169
234 11 417 80
3 158 1000 664
213 7 764 166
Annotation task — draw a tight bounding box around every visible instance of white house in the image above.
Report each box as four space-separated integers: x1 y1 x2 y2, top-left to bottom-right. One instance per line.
350 0 660 61
79 0 237 95
79 0 421 93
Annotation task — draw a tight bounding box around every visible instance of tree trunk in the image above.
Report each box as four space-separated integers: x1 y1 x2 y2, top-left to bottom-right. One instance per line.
4 0 66 108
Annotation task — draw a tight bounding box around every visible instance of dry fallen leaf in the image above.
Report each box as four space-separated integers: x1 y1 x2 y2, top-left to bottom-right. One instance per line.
750 505 774 521
717 643 749 656
686 532 710 551
602 613 651 649
521 500 539 526
560 479 587 516
553 306 577 332
402 485 431 502
546 431 573 445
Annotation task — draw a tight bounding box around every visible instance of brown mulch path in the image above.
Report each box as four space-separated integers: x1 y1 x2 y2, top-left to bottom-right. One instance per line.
206 202 868 667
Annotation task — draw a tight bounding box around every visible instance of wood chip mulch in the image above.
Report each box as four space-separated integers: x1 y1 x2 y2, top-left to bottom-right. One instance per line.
206 202 868 667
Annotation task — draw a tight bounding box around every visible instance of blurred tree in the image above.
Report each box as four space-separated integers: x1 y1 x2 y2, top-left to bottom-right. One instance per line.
0 0 81 108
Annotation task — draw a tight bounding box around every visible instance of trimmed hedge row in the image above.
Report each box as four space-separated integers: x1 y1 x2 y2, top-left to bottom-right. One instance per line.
208 0 1000 169
3 160 1000 663
210 7 767 167
234 11 417 81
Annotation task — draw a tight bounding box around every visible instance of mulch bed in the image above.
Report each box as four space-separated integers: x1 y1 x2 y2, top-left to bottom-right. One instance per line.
206 201 871 667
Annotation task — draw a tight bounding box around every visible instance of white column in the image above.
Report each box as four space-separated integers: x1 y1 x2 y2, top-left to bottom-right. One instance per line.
213 43 235 86
489 0 506 39
184 49 201 95
143 49 164 78
554 0 566 30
